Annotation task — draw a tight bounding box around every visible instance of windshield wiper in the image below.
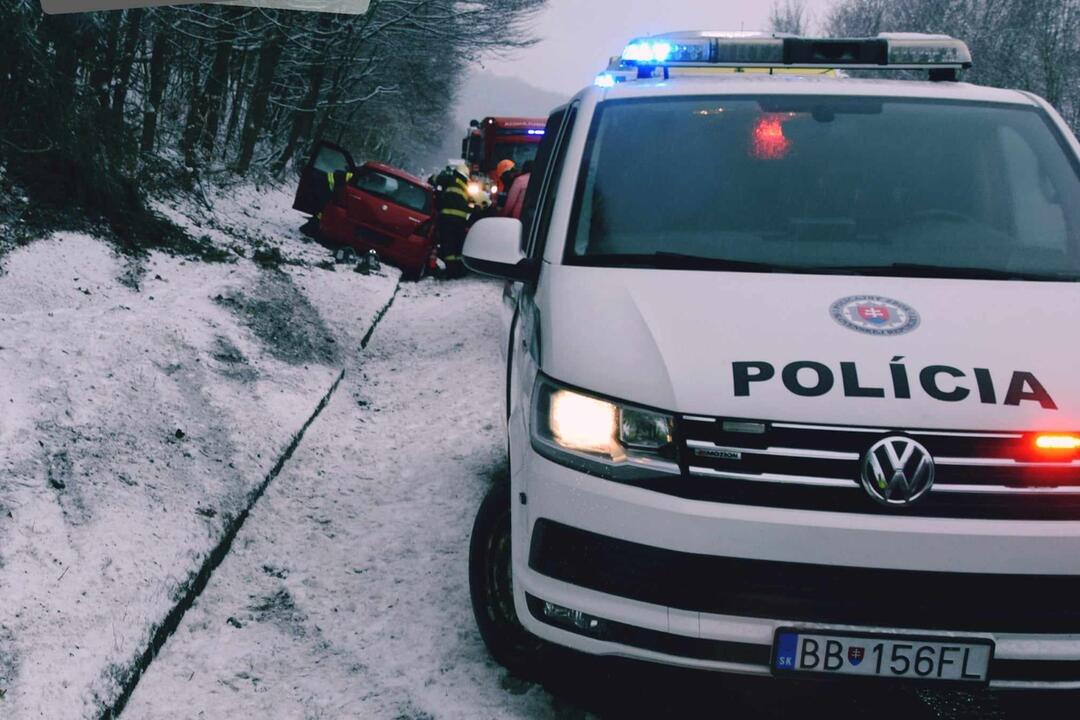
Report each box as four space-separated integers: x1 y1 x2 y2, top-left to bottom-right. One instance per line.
817 263 1080 282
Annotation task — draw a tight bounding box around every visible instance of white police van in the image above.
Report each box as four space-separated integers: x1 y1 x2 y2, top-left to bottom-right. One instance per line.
463 32 1080 690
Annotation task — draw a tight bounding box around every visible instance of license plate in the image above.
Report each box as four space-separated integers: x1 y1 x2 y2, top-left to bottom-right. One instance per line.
772 629 993 684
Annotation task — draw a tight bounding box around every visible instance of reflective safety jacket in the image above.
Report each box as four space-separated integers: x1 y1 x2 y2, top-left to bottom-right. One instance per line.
438 174 471 221
326 170 354 191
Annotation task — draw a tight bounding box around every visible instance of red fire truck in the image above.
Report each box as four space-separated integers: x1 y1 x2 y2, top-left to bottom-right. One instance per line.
461 116 546 187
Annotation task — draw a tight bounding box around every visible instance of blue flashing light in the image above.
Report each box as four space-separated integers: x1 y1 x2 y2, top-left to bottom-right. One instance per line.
527 129 546 136
622 40 672 64
594 73 617 88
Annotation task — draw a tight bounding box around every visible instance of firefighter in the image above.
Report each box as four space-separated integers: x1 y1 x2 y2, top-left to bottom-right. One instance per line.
436 163 472 278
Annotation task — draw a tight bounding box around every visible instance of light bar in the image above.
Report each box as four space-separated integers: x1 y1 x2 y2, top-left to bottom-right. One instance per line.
623 36 712 65
884 34 972 66
612 31 972 81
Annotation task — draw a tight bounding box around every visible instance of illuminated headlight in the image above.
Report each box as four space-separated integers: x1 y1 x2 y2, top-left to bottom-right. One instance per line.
531 376 678 478
549 388 617 454
467 181 482 196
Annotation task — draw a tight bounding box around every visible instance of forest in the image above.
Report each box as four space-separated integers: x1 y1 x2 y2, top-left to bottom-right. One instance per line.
0 0 545 247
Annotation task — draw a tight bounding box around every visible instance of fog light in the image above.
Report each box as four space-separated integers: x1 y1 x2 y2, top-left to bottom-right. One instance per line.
543 601 604 635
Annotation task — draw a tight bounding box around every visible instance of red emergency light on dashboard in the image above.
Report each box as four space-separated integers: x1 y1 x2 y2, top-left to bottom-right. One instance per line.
751 115 791 160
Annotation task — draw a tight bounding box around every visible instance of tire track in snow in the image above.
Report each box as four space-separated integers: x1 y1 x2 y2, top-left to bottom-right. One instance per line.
361 281 401 350
99 279 402 720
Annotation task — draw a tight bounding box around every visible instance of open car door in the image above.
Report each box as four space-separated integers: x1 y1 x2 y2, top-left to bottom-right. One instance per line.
293 140 355 216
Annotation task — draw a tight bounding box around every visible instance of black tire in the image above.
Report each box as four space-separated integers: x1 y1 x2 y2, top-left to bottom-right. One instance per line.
469 480 549 675
402 263 425 282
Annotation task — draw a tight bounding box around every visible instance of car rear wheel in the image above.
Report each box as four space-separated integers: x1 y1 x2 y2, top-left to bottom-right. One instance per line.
469 480 549 675
402 262 426 282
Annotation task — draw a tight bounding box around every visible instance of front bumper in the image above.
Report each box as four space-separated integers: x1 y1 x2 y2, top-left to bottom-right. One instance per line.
511 450 1080 689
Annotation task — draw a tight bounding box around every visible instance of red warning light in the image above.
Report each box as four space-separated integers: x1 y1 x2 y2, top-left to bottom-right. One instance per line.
1035 434 1080 451
751 115 791 160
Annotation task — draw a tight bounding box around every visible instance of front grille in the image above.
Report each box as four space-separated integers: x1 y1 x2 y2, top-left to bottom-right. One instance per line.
530 520 1080 634
636 416 1080 520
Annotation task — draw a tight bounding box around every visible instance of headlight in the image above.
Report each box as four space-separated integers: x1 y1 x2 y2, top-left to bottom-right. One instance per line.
620 406 673 449
467 181 482 196
532 376 679 478
549 388 618 454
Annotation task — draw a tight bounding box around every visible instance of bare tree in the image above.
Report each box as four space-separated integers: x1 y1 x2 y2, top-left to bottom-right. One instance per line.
769 0 810 34
139 25 170 153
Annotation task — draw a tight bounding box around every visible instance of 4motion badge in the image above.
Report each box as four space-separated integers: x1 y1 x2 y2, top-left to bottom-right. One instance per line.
693 447 743 461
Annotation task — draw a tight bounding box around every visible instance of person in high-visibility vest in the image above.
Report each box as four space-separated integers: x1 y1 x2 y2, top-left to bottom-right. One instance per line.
301 168 354 237
325 169 353 193
436 164 472 278
314 169 354 222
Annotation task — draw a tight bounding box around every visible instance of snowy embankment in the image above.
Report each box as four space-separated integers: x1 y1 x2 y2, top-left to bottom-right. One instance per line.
0 184 398 719
121 277 558 720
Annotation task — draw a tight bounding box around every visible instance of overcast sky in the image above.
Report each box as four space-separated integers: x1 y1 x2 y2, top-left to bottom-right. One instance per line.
479 0 838 97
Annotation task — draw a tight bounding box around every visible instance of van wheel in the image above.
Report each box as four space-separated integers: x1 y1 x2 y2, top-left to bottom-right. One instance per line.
469 480 548 675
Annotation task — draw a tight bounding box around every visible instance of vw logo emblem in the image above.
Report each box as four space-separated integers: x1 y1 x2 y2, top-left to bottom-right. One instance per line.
860 436 935 506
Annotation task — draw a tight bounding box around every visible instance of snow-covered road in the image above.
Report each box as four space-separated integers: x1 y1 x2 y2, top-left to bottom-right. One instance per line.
119 275 1054 720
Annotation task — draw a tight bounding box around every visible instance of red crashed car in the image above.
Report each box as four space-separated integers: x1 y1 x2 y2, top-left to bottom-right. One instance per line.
294 141 436 279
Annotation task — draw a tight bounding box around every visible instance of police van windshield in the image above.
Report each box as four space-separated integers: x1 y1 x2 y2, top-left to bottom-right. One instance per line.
568 96 1080 281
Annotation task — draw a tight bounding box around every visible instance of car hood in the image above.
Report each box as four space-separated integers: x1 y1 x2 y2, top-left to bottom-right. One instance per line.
537 265 1080 430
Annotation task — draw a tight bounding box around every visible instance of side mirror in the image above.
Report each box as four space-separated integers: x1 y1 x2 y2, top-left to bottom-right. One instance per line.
463 218 534 282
